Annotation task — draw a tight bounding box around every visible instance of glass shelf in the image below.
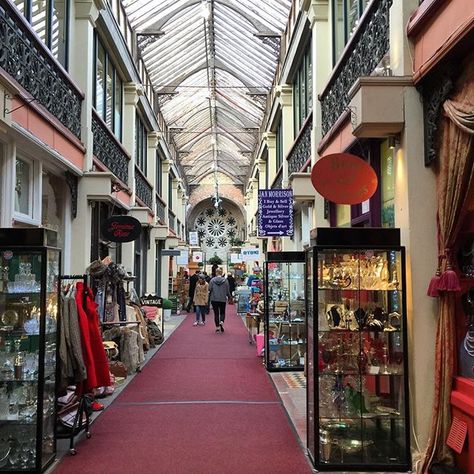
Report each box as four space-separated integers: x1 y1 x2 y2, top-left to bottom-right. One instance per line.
264 253 306 372
0 239 60 472
306 229 411 471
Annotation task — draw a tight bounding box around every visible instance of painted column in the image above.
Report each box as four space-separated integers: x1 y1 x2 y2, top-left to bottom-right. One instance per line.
68 0 100 272
395 82 438 453
264 132 277 186
307 0 330 229
276 85 293 189
120 83 140 274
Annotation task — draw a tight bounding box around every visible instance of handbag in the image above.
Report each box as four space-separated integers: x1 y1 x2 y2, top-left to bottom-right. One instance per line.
109 360 128 378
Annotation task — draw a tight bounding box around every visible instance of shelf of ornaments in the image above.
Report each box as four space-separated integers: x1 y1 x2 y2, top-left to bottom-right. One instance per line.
316 328 402 334
0 372 55 384
318 413 406 422
317 287 403 293
317 370 405 377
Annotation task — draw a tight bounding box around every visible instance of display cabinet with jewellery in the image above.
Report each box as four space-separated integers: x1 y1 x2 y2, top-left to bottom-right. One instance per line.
0 228 60 473
264 252 306 371
306 228 411 471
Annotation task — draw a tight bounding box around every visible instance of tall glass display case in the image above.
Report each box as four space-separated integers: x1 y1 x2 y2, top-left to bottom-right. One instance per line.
307 228 411 471
264 252 306 371
0 229 60 472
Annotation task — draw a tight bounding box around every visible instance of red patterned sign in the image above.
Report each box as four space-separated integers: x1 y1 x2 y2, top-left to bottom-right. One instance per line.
311 153 378 205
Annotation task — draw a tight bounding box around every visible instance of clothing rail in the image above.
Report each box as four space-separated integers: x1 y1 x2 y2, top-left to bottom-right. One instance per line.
56 273 92 455
101 321 140 326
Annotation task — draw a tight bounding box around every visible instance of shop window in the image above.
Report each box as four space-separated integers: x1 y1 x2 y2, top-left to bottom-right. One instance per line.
94 34 123 140
14 158 40 224
331 0 370 66
135 114 148 174
14 0 69 68
90 202 122 263
41 171 65 249
381 139 395 227
330 142 383 228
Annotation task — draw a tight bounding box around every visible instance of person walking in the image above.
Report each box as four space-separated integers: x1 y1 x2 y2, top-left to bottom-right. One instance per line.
209 268 231 333
193 274 208 326
226 273 236 304
186 270 200 312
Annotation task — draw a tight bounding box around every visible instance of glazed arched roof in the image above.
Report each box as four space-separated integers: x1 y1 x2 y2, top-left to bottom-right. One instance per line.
122 0 291 186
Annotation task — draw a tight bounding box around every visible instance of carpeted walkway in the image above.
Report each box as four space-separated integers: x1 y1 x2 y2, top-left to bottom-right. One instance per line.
54 305 311 474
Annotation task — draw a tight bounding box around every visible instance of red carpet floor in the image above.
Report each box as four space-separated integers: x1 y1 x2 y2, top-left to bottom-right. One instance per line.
54 305 312 474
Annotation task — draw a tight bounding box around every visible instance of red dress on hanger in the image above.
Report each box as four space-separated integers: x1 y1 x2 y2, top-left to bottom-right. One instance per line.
76 282 111 391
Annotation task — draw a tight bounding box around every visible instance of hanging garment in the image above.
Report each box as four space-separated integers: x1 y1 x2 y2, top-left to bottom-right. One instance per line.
76 283 111 391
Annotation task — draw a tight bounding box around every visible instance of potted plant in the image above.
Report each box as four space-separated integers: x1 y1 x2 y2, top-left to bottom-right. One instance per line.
162 298 173 321
208 255 223 266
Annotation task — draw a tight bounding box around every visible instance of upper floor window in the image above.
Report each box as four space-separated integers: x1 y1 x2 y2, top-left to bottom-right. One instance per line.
293 43 312 136
332 0 370 65
94 34 123 139
276 121 283 172
155 152 163 195
135 114 148 174
14 0 69 68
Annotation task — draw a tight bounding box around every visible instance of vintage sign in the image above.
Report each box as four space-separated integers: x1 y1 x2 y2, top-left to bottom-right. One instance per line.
258 189 294 237
162 249 181 257
310 153 378 205
101 215 142 243
140 294 163 307
176 249 189 265
230 253 243 263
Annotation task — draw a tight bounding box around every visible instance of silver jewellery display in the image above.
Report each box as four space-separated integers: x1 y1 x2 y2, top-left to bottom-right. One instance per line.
463 329 474 357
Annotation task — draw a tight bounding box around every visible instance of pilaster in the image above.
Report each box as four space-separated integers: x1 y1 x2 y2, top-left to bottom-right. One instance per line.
257 160 267 190
275 85 293 188
148 131 160 222
71 0 101 171
162 160 171 222
123 83 141 196
263 132 277 187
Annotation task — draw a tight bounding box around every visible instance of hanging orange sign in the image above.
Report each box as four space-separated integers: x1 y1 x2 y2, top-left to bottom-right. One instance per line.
310 153 378 205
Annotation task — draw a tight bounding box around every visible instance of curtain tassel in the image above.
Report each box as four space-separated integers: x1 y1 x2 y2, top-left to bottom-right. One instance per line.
437 249 461 292
427 265 441 297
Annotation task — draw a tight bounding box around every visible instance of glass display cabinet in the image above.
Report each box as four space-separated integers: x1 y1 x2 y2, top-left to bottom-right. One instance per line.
0 229 60 472
264 252 306 371
307 228 411 471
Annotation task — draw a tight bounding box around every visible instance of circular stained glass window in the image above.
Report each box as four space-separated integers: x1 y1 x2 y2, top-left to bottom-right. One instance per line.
206 237 215 247
207 219 225 237
227 229 236 238
227 216 236 226
218 237 227 247
206 208 215 217
196 216 206 227
218 208 227 217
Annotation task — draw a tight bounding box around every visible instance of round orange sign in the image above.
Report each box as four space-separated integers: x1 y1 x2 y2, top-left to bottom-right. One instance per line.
310 153 378 205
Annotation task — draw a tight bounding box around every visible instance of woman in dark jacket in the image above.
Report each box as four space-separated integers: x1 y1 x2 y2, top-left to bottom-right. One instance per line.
208 268 231 333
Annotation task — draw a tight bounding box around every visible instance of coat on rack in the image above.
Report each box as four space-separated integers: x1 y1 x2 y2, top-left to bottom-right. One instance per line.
76 282 111 391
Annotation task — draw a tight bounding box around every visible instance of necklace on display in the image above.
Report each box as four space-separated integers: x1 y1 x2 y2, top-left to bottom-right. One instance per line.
464 330 474 357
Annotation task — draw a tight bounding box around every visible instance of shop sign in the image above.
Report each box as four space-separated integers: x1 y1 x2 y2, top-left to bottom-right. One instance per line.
102 215 142 242
258 189 293 237
241 247 260 262
230 253 243 263
162 249 181 256
310 153 378 205
189 231 199 246
140 294 163 307
176 249 189 265
192 251 203 263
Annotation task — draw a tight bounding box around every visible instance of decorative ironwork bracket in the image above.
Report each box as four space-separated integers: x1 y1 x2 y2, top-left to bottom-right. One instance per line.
65 172 78 219
3 94 38 115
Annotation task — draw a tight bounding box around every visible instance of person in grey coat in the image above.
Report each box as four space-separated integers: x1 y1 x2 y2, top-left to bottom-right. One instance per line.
208 268 231 333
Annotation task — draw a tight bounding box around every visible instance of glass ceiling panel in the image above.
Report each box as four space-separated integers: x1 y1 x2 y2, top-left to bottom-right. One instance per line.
121 0 292 185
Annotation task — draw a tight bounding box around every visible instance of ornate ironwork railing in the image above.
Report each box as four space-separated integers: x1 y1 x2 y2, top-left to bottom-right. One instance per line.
272 167 283 189
92 112 129 184
156 194 166 223
168 210 175 231
288 113 312 175
320 0 393 136
0 2 82 138
135 166 153 209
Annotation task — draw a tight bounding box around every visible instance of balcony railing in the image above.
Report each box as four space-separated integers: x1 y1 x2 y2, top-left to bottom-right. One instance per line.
135 166 153 210
168 210 175 232
156 194 166 223
288 113 312 175
92 111 129 184
319 0 393 137
0 2 83 138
